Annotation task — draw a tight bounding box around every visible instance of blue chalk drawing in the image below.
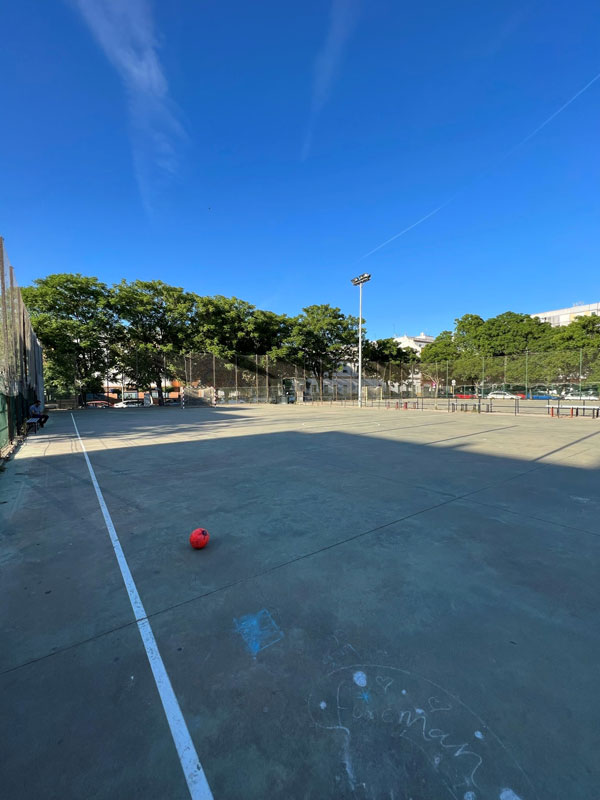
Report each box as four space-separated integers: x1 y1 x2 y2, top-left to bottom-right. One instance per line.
234 609 284 656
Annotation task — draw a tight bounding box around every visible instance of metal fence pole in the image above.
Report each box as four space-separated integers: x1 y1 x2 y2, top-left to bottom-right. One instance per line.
319 358 323 403
481 356 485 400
303 359 307 403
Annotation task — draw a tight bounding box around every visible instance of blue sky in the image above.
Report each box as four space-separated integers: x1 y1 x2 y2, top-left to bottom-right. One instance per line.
2 0 599 338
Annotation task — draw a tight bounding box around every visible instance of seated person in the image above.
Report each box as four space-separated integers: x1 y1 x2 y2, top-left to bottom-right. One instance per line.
29 398 49 428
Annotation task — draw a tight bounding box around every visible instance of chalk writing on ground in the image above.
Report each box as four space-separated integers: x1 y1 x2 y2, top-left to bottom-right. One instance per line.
233 609 283 657
308 638 536 800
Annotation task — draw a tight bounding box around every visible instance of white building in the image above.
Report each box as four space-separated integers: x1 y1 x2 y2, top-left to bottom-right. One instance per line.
531 302 600 327
393 332 435 355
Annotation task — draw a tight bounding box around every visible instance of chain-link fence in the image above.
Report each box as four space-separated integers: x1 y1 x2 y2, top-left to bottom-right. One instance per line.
169 352 418 406
419 349 600 400
86 340 600 421
0 237 44 454
101 347 600 409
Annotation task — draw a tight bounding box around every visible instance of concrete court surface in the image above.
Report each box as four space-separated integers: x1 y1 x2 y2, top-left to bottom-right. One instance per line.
1 404 599 800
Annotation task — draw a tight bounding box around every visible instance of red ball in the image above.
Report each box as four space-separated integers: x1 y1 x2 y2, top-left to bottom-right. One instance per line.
189 528 210 549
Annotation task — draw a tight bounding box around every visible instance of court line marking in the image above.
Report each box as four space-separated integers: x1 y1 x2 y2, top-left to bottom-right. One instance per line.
70 414 213 800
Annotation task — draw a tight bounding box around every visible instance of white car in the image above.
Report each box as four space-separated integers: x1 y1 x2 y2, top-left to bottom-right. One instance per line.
563 393 599 401
113 399 144 408
486 391 518 400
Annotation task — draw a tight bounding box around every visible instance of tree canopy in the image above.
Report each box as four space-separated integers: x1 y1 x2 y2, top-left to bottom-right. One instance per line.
20 274 117 401
110 280 197 403
22 275 360 400
275 304 359 380
421 310 600 390
22 273 600 400
422 312 557 361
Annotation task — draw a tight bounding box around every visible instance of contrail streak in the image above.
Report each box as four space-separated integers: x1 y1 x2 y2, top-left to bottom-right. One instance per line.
358 69 600 262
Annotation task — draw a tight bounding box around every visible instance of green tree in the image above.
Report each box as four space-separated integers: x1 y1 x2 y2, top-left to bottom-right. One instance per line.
478 312 552 356
420 330 459 363
242 309 292 355
111 280 196 404
454 314 485 352
21 274 116 402
276 304 359 395
364 338 419 391
553 315 600 349
363 338 416 364
190 296 256 357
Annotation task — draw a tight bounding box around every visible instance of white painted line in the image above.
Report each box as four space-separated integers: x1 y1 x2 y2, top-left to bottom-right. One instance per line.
70 414 213 800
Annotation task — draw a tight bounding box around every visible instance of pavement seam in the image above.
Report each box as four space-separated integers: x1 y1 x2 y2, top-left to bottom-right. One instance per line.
465 497 600 539
1 492 460 677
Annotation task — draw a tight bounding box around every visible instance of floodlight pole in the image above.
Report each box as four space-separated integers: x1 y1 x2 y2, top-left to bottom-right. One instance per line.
351 273 371 408
358 282 364 407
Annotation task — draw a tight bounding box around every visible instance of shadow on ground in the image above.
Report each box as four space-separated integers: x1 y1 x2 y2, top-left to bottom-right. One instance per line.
1 409 599 799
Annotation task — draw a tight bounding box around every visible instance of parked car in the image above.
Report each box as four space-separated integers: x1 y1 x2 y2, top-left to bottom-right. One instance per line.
486 391 518 400
86 400 110 408
563 393 599 401
113 399 144 408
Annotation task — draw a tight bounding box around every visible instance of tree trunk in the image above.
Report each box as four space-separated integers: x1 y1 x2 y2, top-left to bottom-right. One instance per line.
156 374 164 405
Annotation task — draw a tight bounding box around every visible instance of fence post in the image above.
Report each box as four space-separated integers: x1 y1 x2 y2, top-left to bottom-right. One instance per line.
481 356 485 402
255 354 259 402
319 358 323 403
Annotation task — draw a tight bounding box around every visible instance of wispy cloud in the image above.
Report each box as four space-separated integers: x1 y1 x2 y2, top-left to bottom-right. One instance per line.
72 0 186 211
358 68 600 262
302 0 361 160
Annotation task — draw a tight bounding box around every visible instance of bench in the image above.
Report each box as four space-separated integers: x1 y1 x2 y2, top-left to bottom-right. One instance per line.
547 404 600 418
26 418 42 433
